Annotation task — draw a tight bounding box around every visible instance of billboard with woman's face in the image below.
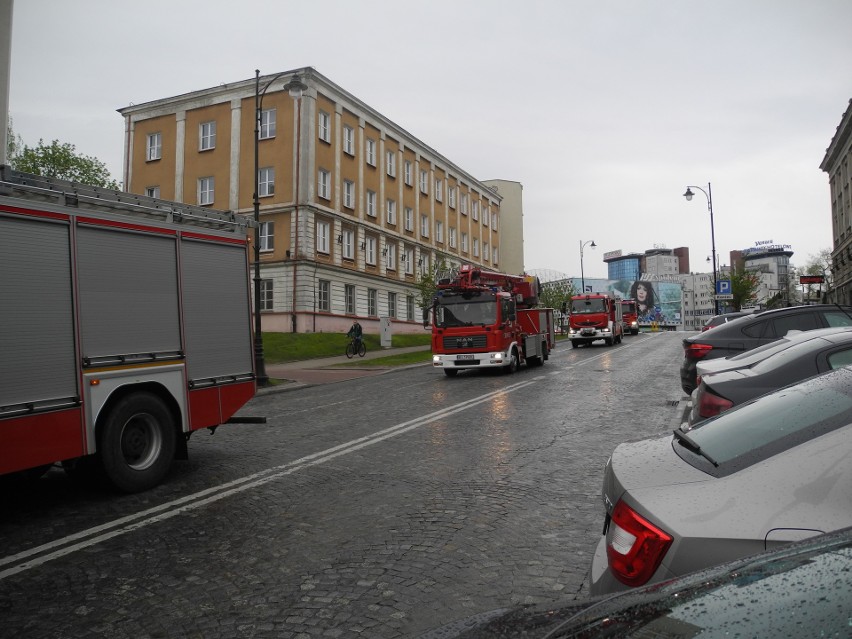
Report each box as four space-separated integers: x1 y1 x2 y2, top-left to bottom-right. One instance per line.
607 279 683 325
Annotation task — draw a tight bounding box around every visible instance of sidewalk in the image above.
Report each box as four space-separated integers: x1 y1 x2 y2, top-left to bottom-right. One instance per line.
258 345 431 394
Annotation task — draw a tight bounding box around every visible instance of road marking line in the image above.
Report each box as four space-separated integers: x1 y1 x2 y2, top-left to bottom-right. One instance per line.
0 379 536 580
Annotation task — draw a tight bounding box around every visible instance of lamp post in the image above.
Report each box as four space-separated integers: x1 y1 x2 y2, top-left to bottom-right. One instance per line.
579 239 596 294
285 73 306 334
252 69 306 384
683 183 718 315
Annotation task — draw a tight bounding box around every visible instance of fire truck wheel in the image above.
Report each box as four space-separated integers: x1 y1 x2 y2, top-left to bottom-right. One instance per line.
543 343 549 360
504 348 519 374
444 369 458 377
571 341 579 349
99 392 177 493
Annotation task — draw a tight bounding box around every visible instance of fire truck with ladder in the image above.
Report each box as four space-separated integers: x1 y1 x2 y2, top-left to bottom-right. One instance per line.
0 166 262 493
425 264 555 377
568 292 624 347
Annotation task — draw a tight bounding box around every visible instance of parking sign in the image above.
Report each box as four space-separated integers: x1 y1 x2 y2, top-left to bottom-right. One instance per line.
716 279 731 295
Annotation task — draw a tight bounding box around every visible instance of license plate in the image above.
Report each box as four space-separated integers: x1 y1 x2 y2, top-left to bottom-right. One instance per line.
457 354 475 360
582 329 595 335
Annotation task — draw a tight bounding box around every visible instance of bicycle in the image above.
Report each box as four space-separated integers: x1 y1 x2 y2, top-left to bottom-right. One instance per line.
345 337 366 358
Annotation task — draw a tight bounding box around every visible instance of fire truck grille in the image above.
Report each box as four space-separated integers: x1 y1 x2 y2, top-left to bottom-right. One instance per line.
443 335 487 350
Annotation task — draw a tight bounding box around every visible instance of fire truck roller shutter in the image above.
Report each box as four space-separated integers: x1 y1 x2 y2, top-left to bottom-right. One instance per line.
0 216 78 408
76 226 181 360
181 239 253 382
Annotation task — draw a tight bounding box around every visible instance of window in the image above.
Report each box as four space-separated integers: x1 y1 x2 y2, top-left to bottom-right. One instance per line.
343 180 355 209
200 121 216 151
318 279 330 312
368 288 377 317
260 279 274 311
483 242 489 262
473 238 479 257
434 179 443 202
404 247 414 275
387 292 397 319
343 126 355 155
259 167 275 197
435 220 443 243
492 246 498 264
385 243 396 270
345 284 355 315
404 207 414 232
406 295 415 321
492 213 498 231
404 161 413 186
449 227 457 249
448 187 456 208
146 132 162 161
461 232 468 253
386 199 397 225
366 139 376 166
198 177 214 205
419 170 428 194
367 190 377 217
824 311 852 327
145 186 160 198
259 108 276 139
386 150 396 177
483 208 489 227
420 253 429 274
316 219 330 253
366 236 376 265
260 221 274 251
318 111 331 143
318 169 330 200
342 228 354 260
460 193 468 215
473 201 479 221
421 215 429 238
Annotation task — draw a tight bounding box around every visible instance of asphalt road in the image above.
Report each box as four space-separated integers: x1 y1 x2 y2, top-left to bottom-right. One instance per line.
0 331 689 638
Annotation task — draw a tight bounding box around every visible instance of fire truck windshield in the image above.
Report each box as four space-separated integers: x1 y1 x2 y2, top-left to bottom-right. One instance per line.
436 296 498 327
572 298 607 314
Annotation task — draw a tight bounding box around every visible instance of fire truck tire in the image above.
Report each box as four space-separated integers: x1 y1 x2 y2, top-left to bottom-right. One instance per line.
444 369 458 377
571 341 579 349
543 342 549 360
99 392 177 493
504 348 519 374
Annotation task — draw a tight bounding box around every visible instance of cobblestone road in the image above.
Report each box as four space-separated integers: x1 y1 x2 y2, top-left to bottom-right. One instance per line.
0 331 689 638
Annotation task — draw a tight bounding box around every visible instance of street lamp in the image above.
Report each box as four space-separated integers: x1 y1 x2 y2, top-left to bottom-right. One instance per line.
252 69 306 385
683 183 719 315
580 239 596 294
285 72 306 333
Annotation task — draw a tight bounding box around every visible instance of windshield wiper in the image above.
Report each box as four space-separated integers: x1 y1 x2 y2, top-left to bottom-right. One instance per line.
672 429 719 467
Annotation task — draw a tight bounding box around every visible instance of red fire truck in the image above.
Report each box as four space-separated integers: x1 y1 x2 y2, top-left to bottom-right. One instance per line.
568 292 624 347
621 298 640 335
426 265 555 377
0 167 261 492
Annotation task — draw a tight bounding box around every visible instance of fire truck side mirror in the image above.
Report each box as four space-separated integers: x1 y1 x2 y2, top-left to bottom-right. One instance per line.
561 302 567 314
422 306 430 328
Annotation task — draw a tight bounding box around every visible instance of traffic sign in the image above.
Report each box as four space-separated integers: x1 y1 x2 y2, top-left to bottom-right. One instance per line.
716 279 732 295
715 294 734 300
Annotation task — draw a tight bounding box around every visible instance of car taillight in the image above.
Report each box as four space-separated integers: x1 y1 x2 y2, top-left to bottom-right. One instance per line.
697 387 734 419
684 343 713 360
606 500 672 587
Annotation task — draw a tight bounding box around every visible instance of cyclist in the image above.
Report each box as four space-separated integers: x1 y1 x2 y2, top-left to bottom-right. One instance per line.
346 319 363 352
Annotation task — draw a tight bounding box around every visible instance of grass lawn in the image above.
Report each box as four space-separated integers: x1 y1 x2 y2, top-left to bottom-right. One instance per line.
263 331 432 364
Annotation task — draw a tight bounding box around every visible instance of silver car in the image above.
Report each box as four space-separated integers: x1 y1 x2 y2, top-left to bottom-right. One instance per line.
589 365 852 596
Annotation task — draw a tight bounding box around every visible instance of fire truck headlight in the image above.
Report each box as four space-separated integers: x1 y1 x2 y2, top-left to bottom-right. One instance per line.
432 355 441 365
493 352 503 362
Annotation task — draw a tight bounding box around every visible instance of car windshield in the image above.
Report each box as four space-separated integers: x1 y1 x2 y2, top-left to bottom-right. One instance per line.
682 367 852 471
572 298 606 314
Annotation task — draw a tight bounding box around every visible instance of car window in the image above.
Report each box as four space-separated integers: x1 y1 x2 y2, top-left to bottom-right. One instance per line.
681 368 852 475
727 337 794 362
741 319 768 338
770 312 819 337
823 310 852 327
828 348 852 369
749 337 829 374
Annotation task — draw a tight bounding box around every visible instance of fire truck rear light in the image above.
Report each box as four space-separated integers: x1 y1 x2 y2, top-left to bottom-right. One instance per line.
606 500 672 587
684 343 713 360
90 379 100 386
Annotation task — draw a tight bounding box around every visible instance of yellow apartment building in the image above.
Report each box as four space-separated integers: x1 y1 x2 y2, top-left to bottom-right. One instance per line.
118 67 517 335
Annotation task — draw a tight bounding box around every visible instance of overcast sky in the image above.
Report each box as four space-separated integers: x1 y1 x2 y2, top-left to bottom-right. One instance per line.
8 0 851 279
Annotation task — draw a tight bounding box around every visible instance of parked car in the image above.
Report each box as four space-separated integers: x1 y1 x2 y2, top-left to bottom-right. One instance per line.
419 526 852 638
588 365 852 596
701 310 750 331
679 304 852 394
689 326 852 424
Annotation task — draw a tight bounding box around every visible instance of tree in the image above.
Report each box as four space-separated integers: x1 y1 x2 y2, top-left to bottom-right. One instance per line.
730 268 761 311
10 137 119 189
801 248 833 303
539 278 576 313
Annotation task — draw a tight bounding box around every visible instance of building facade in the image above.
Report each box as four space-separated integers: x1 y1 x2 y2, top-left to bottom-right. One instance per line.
821 99 852 305
118 67 509 334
